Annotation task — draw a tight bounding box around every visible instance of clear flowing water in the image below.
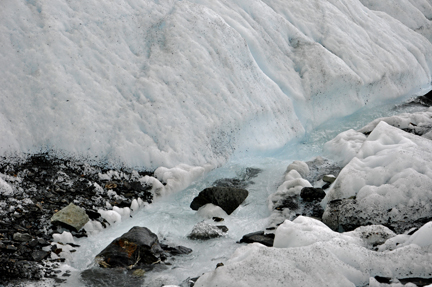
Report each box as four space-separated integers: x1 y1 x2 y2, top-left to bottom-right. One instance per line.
42 93 429 287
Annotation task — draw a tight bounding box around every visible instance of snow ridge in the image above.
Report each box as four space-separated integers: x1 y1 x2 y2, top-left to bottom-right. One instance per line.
1 0 431 170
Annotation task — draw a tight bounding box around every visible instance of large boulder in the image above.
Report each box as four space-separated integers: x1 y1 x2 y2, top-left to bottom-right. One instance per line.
190 187 248 215
95 226 164 268
51 203 89 232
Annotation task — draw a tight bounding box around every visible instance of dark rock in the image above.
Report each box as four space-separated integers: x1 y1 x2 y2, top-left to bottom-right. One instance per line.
38 238 50 246
86 209 101 220
274 196 298 210
212 217 224 222
31 250 49 261
300 187 326 202
5 245 17 252
13 232 33 242
239 231 275 247
322 182 331 189
405 89 432 107
160 244 192 255
323 197 432 233
95 226 164 268
399 277 432 286
216 262 224 268
29 239 38 247
81 268 145 287
190 187 248 215
374 276 391 284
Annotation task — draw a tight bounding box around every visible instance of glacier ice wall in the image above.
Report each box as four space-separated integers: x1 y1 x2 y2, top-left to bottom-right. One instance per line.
1 0 431 169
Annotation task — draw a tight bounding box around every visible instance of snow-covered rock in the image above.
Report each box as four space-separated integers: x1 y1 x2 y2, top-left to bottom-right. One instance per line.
323 121 432 232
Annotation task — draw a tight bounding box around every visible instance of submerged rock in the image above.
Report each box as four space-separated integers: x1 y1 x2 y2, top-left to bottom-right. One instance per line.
190 187 248 215
212 167 262 188
51 203 89 232
95 226 164 268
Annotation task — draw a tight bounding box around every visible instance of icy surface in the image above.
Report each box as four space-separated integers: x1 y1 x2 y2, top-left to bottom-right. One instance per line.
1 0 432 169
195 233 432 287
324 121 432 228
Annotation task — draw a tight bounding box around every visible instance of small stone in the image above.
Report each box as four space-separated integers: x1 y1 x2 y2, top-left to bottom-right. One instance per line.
239 231 275 247
322 174 336 183
32 250 49 261
13 232 33 242
213 217 224 222
6 245 18 252
216 262 224 268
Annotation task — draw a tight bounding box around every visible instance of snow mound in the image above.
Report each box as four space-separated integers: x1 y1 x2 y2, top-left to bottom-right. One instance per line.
324 129 367 165
195 217 432 287
1 0 432 169
323 121 432 231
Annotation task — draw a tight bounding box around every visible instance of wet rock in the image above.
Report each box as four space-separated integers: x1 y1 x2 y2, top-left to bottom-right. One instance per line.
95 226 164 268
13 232 33 242
190 187 248 215
300 187 326 202
239 231 275 247
160 244 192 256
51 203 90 232
187 222 228 240
81 267 146 287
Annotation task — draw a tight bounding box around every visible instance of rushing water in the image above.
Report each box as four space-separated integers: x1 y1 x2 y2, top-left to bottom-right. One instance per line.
34 91 430 287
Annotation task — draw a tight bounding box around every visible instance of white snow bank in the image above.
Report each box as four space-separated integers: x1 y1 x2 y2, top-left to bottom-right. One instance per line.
1 0 431 169
195 217 432 287
195 239 432 287
323 121 432 225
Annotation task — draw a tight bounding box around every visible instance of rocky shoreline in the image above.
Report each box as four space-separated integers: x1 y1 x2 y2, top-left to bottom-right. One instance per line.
0 155 154 285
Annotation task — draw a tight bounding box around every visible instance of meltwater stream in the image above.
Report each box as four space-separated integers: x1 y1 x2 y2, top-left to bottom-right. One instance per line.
54 94 429 287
